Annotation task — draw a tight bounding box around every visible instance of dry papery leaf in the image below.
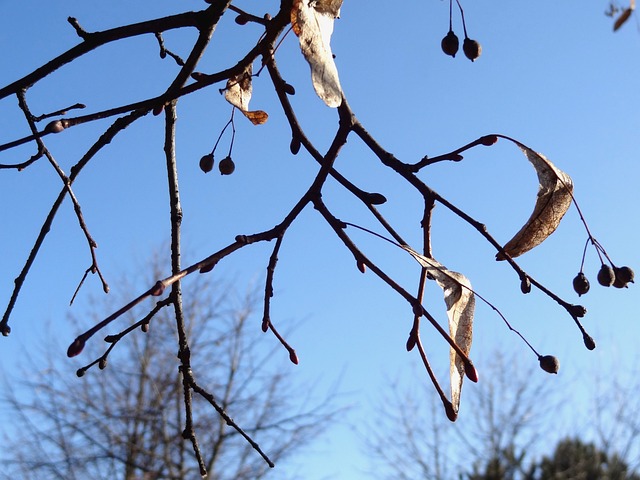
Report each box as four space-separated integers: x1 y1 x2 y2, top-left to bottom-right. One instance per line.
291 0 343 107
403 246 475 417
224 64 269 125
497 141 573 260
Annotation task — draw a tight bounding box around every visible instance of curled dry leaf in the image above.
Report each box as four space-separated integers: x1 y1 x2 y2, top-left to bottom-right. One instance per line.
403 246 475 417
497 142 573 260
291 0 343 107
224 63 269 124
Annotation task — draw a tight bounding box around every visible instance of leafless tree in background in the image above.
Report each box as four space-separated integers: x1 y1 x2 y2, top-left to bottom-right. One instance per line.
0 267 337 480
364 352 564 480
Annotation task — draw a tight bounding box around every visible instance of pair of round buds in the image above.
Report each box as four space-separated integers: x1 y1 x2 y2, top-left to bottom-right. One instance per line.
573 264 634 296
441 30 481 62
199 154 235 175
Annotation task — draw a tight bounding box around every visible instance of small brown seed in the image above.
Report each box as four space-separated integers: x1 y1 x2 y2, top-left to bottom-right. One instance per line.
539 355 560 374
219 156 235 175
441 30 459 57
597 264 615 287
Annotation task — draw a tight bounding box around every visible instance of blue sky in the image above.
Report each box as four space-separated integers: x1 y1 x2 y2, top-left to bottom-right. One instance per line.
1 1 639 478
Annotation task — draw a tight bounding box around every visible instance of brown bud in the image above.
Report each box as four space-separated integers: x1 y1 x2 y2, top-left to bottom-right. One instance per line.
67 337 85 357
152 104 164 116
366 192 387 205
76 368 86 378
99 358 107 370
583 334 596 350
235 14 249 25
466 363 479 383
444 400 458 422
357 260 366 273
289 350 299 365
539 355 560 374
283 83 296 95
44 120 65 134
0 324 11 337
290 136 301 155
520 276 532 294
479 135 498 146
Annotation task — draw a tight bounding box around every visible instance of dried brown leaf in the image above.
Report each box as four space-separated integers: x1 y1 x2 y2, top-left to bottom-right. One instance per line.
224 64 253 111
242 110 269 125
291 0 343 107
403 247 475 416
497 143 573 260
224 64 268 124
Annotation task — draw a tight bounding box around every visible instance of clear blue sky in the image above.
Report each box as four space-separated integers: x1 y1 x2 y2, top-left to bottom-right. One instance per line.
1 1 639 478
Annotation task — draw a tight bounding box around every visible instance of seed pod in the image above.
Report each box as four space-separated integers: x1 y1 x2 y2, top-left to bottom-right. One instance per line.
199 154 214 173
597 264 615 287
463 38 482 62
615 266 635 286
539 355 560 374
219 156 235 175
441 30 459 57
572 272 590 296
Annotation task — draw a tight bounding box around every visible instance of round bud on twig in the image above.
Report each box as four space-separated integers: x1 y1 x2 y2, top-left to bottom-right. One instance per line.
44 120 66 134
479 134 498 146
0 324 11 337
283 83 296 95
235 14 250 25
539 355 560 374
290 136 301 155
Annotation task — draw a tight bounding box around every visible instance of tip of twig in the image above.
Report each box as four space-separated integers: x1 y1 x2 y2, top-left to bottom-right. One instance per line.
466 363 479 383
67 337 85 357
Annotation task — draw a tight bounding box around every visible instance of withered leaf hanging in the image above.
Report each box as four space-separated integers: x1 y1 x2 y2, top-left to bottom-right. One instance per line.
403 246 475 418
291 0 343 108
497 141 573 260
224 64 269 125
